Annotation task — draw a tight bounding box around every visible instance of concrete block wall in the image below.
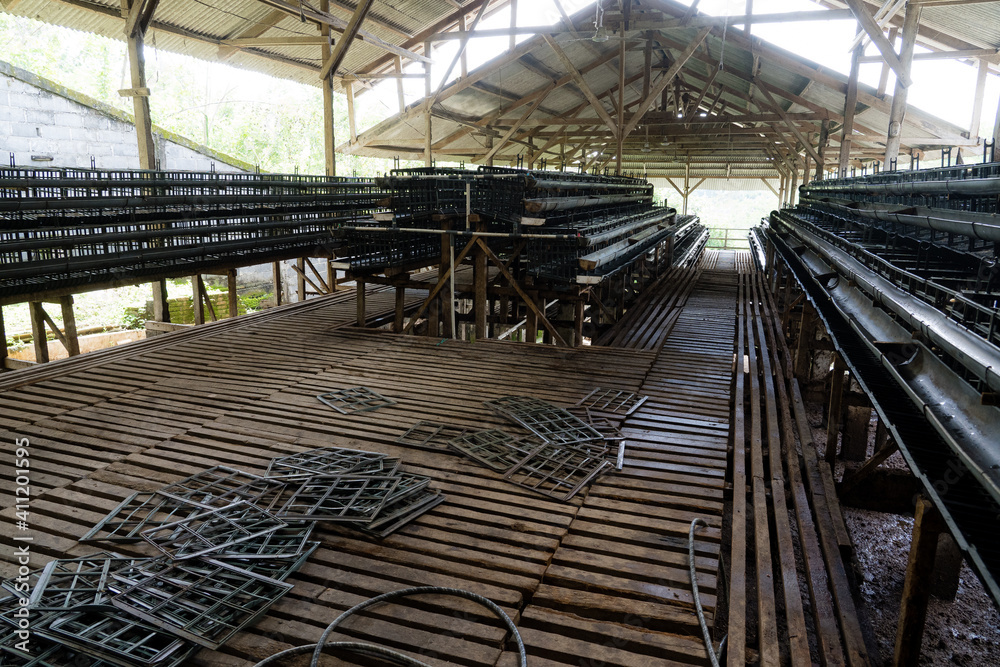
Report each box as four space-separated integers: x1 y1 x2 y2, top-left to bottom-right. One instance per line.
1 63 251 173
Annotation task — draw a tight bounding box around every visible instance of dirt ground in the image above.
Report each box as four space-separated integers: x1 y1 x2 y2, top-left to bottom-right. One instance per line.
804 400 1000 665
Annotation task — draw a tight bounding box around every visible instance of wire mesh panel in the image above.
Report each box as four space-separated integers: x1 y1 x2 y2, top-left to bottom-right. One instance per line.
264 447 391 479
219 542 319 582
157 467 287 511
8 553 151 612
40 610 195 665
0 627 122 667
395 421 472 452
448 429 542 472
316 387 397 414
199 521 315 560
485 396 604 446
140 501 287 560
109 558 293 649
79 492 209 543
575 388 649 417
358 491 447 538
503 443 612 501
272 475 400 522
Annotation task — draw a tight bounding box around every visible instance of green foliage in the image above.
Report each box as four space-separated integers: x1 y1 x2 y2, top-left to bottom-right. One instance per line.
239 290 272 313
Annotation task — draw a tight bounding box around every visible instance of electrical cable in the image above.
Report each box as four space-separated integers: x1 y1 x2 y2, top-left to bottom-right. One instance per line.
249 586 527 667
689 517 725 667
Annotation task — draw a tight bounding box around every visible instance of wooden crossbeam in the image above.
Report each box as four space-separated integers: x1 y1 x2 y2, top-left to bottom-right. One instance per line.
402 236 479 335
620 27 711 141
842 0 912 87
476 239 568 347
125 0 159 37
755 82 824 166
544 36 620 139
319 0 375 80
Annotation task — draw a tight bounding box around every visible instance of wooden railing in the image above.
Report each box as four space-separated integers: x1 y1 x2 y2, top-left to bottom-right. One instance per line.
705 227 752 250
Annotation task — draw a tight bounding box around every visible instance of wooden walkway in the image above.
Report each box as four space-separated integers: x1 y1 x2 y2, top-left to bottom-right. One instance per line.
0 250 864 666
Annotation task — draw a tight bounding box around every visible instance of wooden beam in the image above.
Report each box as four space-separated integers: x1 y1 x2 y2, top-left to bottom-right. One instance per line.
123 0 157 170
483 84 555 161
217 9 287 62
843 0 912 87
254 0 430 65
356 279 366 326
885 1 922 163
756 81 824 166
125 0 159 38
318 0 375 80
477 239 569 347
394 56 406 113
878 26 898 97
346 81 358 143
320 0 335 176
222 36 327 46
840 34 863 175
544 36 620 138
28 302 49 364
272 262 283 306
226 269 239 318
402 236 479 335
620 28 712 142
969 58 989 137
893 497 946 666
859 47 1000 62
429 0 492 106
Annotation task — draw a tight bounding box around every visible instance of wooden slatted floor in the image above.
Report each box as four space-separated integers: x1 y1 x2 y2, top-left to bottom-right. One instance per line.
1 253 749 667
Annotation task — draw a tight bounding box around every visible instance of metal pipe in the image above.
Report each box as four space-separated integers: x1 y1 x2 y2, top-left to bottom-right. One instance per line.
805 175 1000 197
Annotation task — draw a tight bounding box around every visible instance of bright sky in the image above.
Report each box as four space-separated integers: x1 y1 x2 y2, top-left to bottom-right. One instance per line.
354 0 999 139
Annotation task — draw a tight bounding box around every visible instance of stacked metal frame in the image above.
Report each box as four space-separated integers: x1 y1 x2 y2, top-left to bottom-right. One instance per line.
0 167 385 298
764 161 1000 609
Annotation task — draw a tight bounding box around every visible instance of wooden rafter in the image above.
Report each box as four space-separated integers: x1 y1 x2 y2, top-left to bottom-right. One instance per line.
319 0 376 80
544 36 620 139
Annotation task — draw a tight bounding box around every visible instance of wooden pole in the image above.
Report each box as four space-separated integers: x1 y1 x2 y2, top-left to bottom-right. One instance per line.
877 27 898 98
296 258 306 301
574 299 585 347
794 302 816 381
884 2 922 165
227 269 239 318
28 302 49 364
320 0 336 176
0 306 7 369
58 295 80 356
893 497 946 667
123 0 157 170
839 35 862 175
346 81 358 143
272 262 283 305
152 280 171 322
356 279 366 326
473 230 488 340
968 59 989 138
394 282 406 333
192 276 205 326
424 40 433 167
825 354 848 463
394 55 406 113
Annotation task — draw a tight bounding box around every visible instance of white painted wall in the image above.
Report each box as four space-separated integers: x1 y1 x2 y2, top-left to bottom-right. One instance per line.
0 62 249 172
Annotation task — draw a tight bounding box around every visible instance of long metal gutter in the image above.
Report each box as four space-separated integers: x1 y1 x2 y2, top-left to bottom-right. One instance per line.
772 215 1000 393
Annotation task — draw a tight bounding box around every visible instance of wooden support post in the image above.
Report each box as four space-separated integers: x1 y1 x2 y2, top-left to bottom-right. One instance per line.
227 269 239 318
839 37 862 175
394 282 406 333
525 285 538 343
345 81 358 143
439 226 453 338
58 295 80 356
931 532 963 601
842 403 873 461
794 302 816 380
815 119 829 180
878 27 898 98
123 1 157 170
272 262 283 305
509 0 517 52
394 56 406 113
574 299 585 347
328 261 337 292
28 302 49 364
424 41 433 167
994 87 1000 150
192 276 205 326
825 354 848 463
428 293 440 337
969 59 989 138
296 258 306 301
152 280 170 322
683 159 690 215
320 0 336 176
0 306 7 369
356 279 366 326
884 2 922 165
473 231 487 340
893 497 946 667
